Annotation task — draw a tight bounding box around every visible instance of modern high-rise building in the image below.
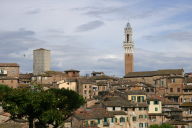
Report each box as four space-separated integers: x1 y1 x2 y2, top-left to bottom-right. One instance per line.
33 48 51 75
123 22 134 75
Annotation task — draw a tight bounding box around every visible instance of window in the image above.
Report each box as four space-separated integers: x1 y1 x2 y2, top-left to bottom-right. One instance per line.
177 88 180 92
150 116 156 120
155 107 158 111
141 96 145 102
161 81 164 86
144 115 148 118
170 88 173 92
137 96 141 102
84 85 87 88
154 100 159 105
127 34 129 42
104 118 107 123
98 119 100 124
139 115 143 118
84 90 87 94
124 108 128 111
90 121 94 126
111 118 114 123
113 107 115 111
132 96 136 101
84 121 88 127
139 108 143 110
120 117 125 122
145 123 148 127
115 118 117 123
132 117 137 121
172 79 175 83
139 123 143 128
2 80 4 83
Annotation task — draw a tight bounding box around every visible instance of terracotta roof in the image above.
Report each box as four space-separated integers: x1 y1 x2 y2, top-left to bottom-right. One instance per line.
180 102 192 107
147 95 178 105
91 75 117 81
165 93 181 97
183 85 192 90
158 97 179 105
124 69 184 78
148 113 164 116
163 107 182 112
102 96 147 108
19 73 33 79
108 111 127 115
64 69 80 72
125 90 146 95
102 96 133 107
186 78 192 83
0 63 19 67
91 72 104 75
0 77 18 80
74 108 113 120
44 71 66 76
147 95 162 101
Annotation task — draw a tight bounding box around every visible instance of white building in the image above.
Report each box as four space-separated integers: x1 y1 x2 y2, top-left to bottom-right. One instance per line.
33 48 51 75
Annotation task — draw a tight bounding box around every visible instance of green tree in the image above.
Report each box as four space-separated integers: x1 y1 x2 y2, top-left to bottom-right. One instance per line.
150 124 174 128
160 124 174 128
39 88 85 127
150 124 160 128
2 87 85 128
0 84 12 102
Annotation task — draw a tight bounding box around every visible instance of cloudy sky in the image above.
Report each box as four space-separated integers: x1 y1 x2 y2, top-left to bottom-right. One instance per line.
0 0 192 76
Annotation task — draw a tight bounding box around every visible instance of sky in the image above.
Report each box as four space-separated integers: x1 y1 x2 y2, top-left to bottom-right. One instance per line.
0 0 192 77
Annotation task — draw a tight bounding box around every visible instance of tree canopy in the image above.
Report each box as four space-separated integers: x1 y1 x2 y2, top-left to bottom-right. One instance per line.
150 124 174 128
2 86 85 128
0 84 12 102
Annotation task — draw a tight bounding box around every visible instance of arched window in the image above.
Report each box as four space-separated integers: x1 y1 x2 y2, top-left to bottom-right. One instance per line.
127 34 129 42
120 117 125 122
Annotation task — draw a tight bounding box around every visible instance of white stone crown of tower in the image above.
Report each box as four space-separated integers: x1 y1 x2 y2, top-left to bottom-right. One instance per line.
123 22 134 54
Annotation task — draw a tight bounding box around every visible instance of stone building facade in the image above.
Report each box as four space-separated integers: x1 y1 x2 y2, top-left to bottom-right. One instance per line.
33 48 51 75
0 63 19 88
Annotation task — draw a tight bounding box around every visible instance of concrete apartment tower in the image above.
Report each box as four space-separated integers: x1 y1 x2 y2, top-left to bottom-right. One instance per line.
33 48 51 75
123 22 134 75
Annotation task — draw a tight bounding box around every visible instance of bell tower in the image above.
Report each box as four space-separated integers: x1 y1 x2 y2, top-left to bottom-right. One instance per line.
123 22 134 75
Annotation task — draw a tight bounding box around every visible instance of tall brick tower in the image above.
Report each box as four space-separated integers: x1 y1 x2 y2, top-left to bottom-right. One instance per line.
123 22 134 75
